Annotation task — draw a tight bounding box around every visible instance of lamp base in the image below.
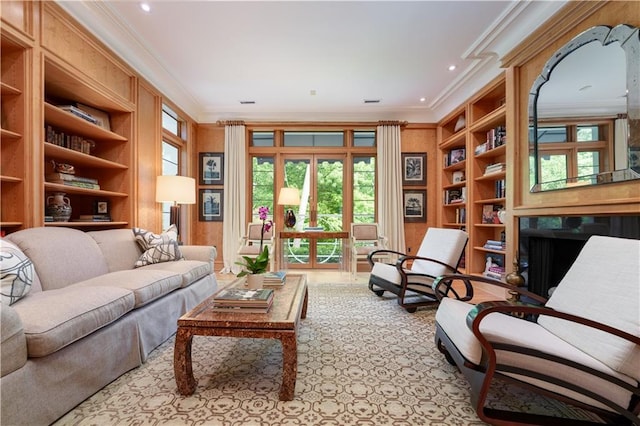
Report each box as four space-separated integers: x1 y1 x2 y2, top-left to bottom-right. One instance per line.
285 209 296 228
170 204 181 241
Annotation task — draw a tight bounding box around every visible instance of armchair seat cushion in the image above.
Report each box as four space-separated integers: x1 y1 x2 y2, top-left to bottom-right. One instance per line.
436 297 636 412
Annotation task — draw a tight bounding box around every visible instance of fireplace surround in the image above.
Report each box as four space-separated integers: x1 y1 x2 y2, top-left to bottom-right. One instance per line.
518 215 640 297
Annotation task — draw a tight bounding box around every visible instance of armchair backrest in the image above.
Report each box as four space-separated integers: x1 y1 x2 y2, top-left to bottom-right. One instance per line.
538 235 640 381
245 222 274 243
351 223 384 244
412 228 468 277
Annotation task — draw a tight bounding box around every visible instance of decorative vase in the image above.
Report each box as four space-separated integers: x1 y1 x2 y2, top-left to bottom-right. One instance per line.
46 192 72 222
246 273 264 289
285 209 296 228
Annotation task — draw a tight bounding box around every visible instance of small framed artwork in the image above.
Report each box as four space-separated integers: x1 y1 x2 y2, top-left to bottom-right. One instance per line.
402 153 426 186
94 200 109 215
199 152 224 185
403 189 427 223
199 189 223 222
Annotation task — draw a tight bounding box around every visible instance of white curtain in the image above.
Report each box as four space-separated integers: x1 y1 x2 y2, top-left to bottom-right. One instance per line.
376 124 406 253
220 124 246 274
614 117 628 170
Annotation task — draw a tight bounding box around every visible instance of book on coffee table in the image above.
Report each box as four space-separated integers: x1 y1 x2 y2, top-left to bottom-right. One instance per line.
213 288 274 309
211 298 274 314
263 271 286 285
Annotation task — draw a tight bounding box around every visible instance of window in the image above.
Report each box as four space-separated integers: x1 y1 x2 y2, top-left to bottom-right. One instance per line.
283 131 344 147
352 156 376 223
160 104 186 230
251 156 275 222
252 131 274 147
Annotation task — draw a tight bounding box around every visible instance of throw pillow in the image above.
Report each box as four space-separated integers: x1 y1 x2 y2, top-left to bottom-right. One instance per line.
1 239 34 305
132 225 183 268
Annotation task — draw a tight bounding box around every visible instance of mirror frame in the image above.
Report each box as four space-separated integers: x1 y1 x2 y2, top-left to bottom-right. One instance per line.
529 24 640 192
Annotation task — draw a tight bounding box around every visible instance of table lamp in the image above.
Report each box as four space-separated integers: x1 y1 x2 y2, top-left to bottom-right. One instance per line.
278 187 300 228
156 175 196 240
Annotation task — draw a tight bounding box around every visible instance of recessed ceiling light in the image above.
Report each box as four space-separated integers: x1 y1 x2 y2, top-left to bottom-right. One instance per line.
140 2 151 12
310 89 317 96
419 97 426 102
448 65 456 71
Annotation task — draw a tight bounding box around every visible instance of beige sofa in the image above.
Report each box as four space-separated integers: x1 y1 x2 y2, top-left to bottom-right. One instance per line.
1 227 218 425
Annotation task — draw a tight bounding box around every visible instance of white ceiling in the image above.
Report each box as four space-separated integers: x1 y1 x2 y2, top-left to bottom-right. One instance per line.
58 1 568 123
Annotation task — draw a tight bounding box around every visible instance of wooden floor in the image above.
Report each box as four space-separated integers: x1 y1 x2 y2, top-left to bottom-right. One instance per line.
215 270 505 304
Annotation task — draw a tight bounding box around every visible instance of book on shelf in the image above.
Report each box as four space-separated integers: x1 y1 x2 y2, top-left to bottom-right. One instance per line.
263 271 287 284
77 214 112 222
484 163 506 175
46 172 98 185
455 207 466 224
483 240 505 250
48 180 101 190
45 125 95 154
75 102 111 131
481 204 503 224
57 105 99 125
213 288 274 308
495 179 506 198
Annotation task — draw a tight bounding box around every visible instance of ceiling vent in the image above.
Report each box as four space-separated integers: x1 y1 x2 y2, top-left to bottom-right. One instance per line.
239 100 255 105
363 99 381 104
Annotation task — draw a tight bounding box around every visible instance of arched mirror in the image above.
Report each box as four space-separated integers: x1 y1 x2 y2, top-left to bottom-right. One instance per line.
529 24 640 192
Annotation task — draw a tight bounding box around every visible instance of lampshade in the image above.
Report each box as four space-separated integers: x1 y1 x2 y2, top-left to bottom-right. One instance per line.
277 187 300 206
155 175 196 204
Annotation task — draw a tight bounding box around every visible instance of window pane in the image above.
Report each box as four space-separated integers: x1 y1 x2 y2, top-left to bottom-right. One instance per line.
251 156 274 222
353 156 376 223
532 126 567 143
577 125 599 141
354 131 376 147
284 131 344 147
162 107 179 135
161 141 179 230
577 151 600 176
540 153 567 190
252 131 274 147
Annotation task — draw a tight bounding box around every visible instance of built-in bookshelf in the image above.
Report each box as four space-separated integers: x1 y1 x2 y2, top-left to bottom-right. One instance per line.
42 58 134 227
0 32 28 234
438 74 507 278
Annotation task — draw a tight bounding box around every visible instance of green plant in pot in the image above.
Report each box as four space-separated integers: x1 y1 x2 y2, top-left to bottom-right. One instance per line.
236 206 273 277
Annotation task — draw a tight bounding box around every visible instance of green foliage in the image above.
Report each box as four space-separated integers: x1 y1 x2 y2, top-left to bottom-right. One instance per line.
235 246 270 277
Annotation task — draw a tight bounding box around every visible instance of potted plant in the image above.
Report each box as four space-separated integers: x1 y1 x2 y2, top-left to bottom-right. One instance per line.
236 206 273 287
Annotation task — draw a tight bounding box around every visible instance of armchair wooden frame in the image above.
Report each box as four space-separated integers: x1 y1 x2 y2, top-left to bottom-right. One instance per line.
433 274 640 426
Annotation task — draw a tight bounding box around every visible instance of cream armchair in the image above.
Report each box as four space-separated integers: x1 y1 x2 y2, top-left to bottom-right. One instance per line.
237 222 276 272
433 235 640 425
350 223 388 277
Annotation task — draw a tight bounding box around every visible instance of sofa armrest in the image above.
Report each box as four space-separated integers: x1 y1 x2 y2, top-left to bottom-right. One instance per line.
1 304 27 377
180 245 217 266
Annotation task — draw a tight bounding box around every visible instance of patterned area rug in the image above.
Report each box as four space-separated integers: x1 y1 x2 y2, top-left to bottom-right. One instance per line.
54 281 600 425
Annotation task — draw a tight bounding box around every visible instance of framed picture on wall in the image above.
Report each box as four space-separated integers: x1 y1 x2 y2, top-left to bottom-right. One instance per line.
199 152 224 185
199 189 223 222
403 189 426 223
402 153 426 186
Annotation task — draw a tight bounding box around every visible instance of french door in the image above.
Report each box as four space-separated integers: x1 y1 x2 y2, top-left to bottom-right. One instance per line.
282 155 346 269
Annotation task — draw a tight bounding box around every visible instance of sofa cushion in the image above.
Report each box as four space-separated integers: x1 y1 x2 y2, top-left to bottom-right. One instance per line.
11 286 135 357
69 269 182 307
87 229 143 272
6 227 109 290
140 260 212 288
132 225 184 267
1 239 34 305
538 236 640 381
436 297 636 412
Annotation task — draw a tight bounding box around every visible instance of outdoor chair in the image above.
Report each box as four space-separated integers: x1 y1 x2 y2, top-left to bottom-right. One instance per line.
350 223 388 278
237 222 276 272
367 227 469 312
433 235 640 425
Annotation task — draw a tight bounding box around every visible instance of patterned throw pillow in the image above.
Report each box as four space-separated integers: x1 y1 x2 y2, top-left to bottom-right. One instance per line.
132 225 183 268
1 239 34 305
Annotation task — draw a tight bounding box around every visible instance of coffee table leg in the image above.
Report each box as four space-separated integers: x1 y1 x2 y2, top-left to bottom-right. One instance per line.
279 332 297 401
174 327 197 395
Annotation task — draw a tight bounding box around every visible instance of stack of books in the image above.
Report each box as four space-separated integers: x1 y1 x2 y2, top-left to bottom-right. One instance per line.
212 288 274 313
483 239 505 251
484 163 506 175
58 104 99 125
263 271 286 286
72 214 112 222
46 172 100 190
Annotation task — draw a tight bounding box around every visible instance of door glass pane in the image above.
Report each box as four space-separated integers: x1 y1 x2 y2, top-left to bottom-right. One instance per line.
251 156 274 222
353 156 375 223
316 158 344 265
283 159 311 265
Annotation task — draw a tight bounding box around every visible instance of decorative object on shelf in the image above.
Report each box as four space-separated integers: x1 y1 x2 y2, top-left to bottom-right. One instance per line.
449 148 466 164
46 192 72 222
199 189 223 222
278 187 300 229
453 114 466 132
236 206 273 281
156 176 196 241
94 200 109 215
50 160 75 174
401 153 427 186
402 189 427 223
199 152 224 185
506 252 526 303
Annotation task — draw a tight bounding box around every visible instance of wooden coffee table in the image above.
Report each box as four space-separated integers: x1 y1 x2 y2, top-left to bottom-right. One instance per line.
174 274 308 400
